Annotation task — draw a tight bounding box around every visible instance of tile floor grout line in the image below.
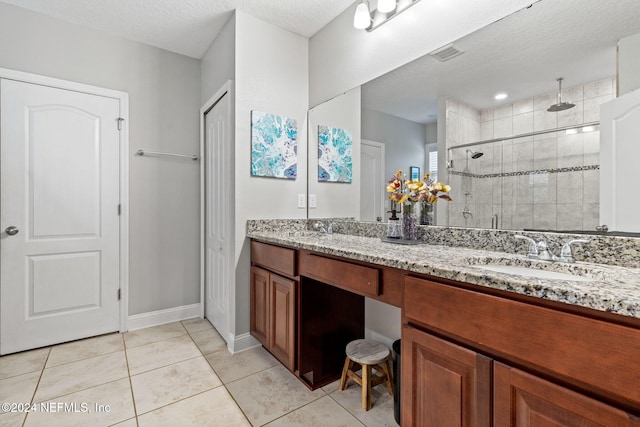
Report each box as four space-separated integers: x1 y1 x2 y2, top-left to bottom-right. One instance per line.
128 353 203 377
183 320 362 426
133 385 224 418
122 332 141 427
183 321 253 426
256 392 358 427
21 346 52 427
123 332 189 350
44 346 124 370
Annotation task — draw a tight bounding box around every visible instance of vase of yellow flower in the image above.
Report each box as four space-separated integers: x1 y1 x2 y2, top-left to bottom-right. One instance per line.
386 170 452 240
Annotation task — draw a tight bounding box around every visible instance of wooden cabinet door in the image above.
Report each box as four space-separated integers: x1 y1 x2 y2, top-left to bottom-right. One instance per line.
250 266 269 347
269 274 296 371
494 362 640 426
401 325 491 427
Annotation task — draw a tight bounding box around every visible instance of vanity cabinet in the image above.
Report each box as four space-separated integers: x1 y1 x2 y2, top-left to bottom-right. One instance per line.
493 363 640 426
250 241 297 371
402 275 640 426
401 325 491 427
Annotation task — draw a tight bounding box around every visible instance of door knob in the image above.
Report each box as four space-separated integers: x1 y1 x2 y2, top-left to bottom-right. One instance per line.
5 226 19 236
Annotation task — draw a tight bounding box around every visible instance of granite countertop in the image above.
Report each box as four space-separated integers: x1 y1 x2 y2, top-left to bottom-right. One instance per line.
247 230 640 320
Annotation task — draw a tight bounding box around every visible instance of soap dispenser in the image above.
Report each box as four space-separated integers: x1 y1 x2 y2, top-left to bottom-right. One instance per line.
386 207 401 239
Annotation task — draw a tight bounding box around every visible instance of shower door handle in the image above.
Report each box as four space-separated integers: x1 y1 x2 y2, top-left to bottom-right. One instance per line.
5 226 19 236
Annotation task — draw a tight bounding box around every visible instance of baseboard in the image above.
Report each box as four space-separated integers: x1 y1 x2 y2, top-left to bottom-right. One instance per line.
227 332 260 354
127 303 201 331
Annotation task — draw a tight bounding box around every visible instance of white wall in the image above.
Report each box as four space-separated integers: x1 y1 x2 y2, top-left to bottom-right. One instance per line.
362 108 426 185
0 2 202 316
618 32 640 96
309 0 536 106
201 14 236 103
233 10 309 336
308 87 361 219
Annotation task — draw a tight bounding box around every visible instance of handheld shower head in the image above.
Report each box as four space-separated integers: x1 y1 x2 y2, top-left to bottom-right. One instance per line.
466 149 483 159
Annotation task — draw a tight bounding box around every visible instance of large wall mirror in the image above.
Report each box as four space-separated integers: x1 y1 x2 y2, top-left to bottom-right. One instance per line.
307 0 640 233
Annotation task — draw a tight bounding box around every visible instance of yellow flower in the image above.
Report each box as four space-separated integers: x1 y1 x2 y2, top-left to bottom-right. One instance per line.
386 184 396 193
406 180 424 192
442 184 451 192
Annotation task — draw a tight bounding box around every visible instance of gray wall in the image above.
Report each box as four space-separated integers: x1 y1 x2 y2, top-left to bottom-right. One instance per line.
362 108 426 185
0 2 202 315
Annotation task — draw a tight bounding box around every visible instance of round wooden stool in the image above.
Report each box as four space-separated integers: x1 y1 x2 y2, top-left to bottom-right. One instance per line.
339 339 394 410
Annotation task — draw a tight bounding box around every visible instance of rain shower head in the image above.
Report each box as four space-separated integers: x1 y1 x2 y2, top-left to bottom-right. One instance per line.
547 77 575 112
466 149 484 159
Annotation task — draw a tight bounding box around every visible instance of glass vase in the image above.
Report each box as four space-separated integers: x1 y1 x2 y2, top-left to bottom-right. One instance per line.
420 201 434 225
401 202 419 240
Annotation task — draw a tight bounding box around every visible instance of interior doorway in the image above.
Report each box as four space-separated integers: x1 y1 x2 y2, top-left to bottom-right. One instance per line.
0 70 129 354
360 139 386 222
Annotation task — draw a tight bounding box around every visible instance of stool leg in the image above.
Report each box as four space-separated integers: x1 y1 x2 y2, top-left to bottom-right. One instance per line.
382 359 394 396
362 364 372 410
339 357 352 391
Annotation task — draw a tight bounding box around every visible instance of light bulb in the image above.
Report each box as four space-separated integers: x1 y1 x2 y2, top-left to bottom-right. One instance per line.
377 0 396 13
353 1 371 29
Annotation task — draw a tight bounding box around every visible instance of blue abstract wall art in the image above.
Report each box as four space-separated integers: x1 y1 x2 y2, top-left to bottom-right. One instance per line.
251 110 298 179
317 125 352 183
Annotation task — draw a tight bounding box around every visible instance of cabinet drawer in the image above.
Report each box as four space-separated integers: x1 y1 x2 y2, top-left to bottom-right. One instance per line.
404 276 640 408
299 252 379 297
251 241 296 277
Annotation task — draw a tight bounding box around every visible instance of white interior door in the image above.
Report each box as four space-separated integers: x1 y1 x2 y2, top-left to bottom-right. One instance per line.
600 89 640 232
360 140 386 222
1 79 121 354
204 92 231 342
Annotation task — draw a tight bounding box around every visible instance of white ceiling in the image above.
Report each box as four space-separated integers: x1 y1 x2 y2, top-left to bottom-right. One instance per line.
4 0 640 125
362 0 640 123
0 0 355 59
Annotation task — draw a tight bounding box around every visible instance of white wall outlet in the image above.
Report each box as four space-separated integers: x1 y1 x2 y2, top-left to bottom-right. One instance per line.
309 194 317 208
297 193 306 208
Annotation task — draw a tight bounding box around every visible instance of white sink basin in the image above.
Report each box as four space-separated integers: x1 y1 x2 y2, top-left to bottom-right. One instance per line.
475 264 593 282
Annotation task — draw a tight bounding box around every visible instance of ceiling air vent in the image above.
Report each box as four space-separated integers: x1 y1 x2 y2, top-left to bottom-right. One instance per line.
430 44 464 62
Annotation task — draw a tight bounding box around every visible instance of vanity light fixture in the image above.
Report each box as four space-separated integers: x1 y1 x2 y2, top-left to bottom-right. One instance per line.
353 1 372 29
377 0 397 13
353 0 422 32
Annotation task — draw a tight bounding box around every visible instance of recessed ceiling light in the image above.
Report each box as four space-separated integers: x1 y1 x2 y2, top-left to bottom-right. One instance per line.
494 93 508 100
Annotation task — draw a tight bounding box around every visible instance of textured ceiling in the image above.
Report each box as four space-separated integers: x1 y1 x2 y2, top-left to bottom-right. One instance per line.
362 0 640 123
0 0 355 58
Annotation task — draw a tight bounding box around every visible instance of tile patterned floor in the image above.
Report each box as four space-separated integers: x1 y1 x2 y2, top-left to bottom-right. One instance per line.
0 320 397 426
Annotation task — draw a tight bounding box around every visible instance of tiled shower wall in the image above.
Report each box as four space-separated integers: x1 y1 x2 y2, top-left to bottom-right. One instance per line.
446 78 615 231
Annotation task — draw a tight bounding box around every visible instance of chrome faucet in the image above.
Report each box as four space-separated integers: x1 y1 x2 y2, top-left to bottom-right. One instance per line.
313 221 335 235
557 239 590 263
515 235 538 259
515 235 589 263
535 240 555 261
